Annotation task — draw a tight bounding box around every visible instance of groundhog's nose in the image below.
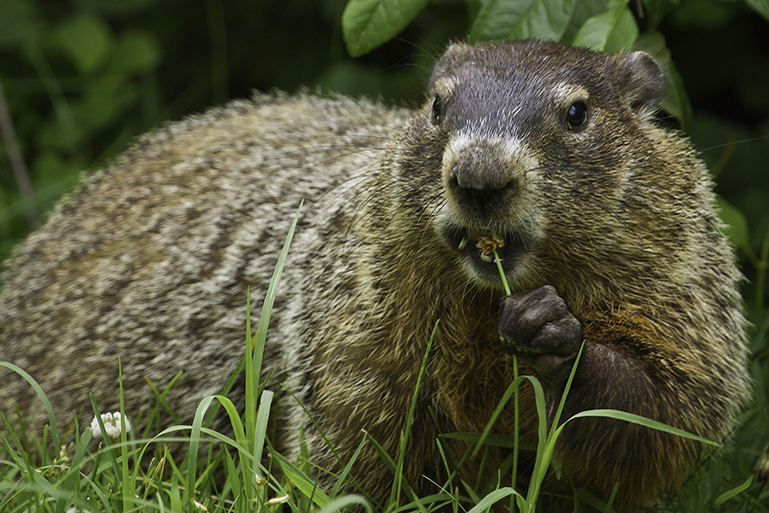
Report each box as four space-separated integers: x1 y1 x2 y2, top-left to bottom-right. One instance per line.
451 166 517 200
448 152 518 208
442 136 525 220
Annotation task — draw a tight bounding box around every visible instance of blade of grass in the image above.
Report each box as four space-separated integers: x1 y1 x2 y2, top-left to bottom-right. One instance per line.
470 375 531 459
245 200 303 498
548 343 584 436
60 423 92 506
317 495 372 513
329 432 368 499
251 389 273 498
714 474 753 506
145 371 184 433
565 409 720 446
465 487 523 513
244 286 256 504
2 437 69 504
186 394 216 506
525 344 584 508
282 386 352 476
203 354 246 429
270 451 331 507
77 471 113 513
253 199 303 378
118 360 132 513
391 319 438 507
223 447 242 500
88 396 122 481
0 362 61 453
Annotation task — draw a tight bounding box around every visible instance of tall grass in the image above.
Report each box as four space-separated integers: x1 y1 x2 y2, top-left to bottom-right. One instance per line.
0 210 766 512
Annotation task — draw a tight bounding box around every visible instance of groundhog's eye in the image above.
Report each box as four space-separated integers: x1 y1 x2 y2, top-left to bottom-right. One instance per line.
565 100 589 130
431 94 443 123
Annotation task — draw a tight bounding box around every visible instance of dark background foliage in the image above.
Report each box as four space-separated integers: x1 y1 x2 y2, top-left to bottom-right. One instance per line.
1 0 767 286
0 0 767 506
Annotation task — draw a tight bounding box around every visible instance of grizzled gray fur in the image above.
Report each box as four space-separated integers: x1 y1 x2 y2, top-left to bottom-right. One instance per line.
0 40 750 510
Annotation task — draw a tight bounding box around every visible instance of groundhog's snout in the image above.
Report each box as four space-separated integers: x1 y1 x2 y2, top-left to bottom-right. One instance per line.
443 135 532 221
450 144 517 196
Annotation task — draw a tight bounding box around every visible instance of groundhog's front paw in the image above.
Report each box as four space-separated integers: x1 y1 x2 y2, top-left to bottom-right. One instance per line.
499 285 583 386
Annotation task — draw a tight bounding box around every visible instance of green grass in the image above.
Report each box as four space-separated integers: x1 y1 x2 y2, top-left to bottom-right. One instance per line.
1 215 768 513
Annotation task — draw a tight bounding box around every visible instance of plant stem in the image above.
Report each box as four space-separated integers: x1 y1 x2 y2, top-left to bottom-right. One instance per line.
493 248 512 296
493 248 518 512
756 222 769 312
0 74 38 229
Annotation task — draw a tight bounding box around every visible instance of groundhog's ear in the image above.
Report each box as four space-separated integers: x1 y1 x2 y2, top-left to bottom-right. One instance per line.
618 51 666 116
429 43 472 90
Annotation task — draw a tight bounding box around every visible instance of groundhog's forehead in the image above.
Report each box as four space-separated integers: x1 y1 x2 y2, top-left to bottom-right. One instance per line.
428 41 622 137
431 40 614 91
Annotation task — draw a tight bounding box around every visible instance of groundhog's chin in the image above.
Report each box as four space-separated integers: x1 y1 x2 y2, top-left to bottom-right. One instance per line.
440 223 533 289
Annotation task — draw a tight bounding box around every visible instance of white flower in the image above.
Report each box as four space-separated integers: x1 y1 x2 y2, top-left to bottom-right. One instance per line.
90 411 132 439
65 508 92 513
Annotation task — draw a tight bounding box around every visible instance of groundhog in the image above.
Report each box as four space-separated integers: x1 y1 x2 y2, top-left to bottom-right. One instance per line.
0 40 751 510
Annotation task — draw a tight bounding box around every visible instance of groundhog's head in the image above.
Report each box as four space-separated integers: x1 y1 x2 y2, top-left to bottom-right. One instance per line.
397 40 671 291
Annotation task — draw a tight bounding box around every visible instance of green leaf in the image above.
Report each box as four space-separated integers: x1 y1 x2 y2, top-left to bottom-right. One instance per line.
0 0 42 48
573 2 639 52
342 0 430 57
49 12 113 73
77 77 140 132
108 30 162 75
743 0 769 21
32 150 82 192
716 196 752 256
642 0 681 30
714 475 753 506
470 0 578 42
74 0 158 16
561 0 608 44
660 67 692 130
635 31 693 129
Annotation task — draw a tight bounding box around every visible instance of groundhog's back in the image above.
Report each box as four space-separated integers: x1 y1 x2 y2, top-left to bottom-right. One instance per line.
0 92 411 431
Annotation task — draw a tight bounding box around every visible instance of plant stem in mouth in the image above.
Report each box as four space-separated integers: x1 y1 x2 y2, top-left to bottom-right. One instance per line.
493 248 511 296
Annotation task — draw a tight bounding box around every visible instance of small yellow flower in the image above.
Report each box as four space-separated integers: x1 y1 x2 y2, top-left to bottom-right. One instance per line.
476 232 505 256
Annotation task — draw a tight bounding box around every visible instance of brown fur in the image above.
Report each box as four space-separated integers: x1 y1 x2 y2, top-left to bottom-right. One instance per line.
0 40 750 510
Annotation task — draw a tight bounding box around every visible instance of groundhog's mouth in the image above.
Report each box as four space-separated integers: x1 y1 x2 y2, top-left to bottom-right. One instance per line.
443 224 531 281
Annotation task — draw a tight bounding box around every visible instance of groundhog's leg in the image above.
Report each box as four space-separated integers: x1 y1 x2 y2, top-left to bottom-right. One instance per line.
498 285 696 505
